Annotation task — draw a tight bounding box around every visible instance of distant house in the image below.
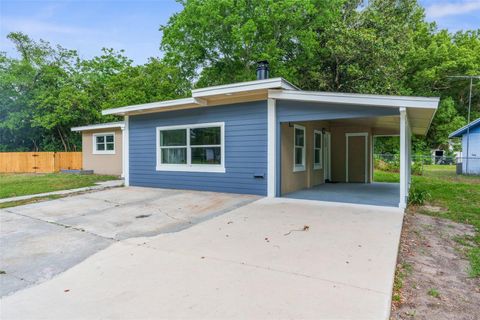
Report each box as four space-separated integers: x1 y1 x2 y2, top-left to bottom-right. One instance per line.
449 118 480 175
97 61 439 209
71 122 124 176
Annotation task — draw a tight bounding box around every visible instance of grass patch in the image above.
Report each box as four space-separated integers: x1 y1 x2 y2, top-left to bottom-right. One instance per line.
392 262 413 303
468 247 480 278
374 165 480 278
427 288 440 298
0 173 118 199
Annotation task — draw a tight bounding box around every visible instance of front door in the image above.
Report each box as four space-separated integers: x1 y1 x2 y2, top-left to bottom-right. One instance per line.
346 133 368 183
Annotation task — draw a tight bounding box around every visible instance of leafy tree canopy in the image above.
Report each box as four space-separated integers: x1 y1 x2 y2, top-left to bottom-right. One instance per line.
1 0 479 152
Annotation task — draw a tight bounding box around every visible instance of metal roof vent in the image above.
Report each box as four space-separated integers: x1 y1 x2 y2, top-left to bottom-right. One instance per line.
256 61 269 80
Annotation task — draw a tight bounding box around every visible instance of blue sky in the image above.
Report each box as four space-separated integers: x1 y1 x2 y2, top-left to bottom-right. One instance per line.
1 0 479 65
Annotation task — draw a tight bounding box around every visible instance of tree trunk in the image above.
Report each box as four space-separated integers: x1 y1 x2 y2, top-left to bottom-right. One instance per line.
57 127 68 152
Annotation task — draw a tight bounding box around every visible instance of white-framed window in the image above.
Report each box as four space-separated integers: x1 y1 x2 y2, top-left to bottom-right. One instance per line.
313 130 322 170
156 122 225 173
293 124 306 172
93 132 115 154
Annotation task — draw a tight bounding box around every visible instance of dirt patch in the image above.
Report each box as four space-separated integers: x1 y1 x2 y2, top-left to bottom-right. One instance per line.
391 213 480 319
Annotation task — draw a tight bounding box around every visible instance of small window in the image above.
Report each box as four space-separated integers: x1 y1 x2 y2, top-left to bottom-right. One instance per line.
157 122 225 172
314 130 322 169
293 125 305 172
93 133 115 154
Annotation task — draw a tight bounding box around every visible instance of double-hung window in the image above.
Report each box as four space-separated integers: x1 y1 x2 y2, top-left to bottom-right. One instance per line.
157 122 225 172
293 124 306 172
93 133 115 154
313 130 322 169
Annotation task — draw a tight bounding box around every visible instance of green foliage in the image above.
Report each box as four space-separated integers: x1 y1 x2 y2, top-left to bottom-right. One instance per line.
408 185 431 205
0 173 118 199
427 288 440 298
1 0 480 152
0 34 187 151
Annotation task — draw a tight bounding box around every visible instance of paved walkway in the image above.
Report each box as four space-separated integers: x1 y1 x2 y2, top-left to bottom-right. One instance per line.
1 197 404 319
0 180 124 204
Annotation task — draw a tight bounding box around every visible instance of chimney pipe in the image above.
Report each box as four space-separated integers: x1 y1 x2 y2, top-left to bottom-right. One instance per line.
256 61 269 80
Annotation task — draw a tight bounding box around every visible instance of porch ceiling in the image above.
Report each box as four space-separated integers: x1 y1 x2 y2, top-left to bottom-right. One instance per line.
329 116 400 135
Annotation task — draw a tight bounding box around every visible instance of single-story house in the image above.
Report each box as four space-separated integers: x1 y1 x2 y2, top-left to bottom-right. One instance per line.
71 121 125 176
100 62 439 209
449 118 480 175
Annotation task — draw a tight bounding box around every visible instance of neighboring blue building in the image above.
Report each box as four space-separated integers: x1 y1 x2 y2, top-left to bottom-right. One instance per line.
449 118 480 175
102 63 439 208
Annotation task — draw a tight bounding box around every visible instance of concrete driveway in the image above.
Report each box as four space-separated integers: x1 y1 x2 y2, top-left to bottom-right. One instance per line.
0 187 258 296
1 197 403 319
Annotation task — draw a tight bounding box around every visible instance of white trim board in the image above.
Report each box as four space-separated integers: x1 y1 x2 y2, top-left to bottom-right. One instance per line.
92 132 116 155
72 122 124 132
293 124 306 172
345 132 368 183
267 98 276 197
268 89 439 109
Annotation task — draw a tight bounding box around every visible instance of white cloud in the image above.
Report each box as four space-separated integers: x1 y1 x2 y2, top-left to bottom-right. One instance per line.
426 0 480 18
1 17 94 36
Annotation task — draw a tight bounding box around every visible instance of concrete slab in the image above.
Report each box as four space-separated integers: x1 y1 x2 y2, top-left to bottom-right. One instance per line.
285 182 400 207
0 187 258 296
1 198 404 319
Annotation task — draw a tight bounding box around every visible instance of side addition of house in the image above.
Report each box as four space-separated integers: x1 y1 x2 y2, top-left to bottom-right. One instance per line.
71 121 125 176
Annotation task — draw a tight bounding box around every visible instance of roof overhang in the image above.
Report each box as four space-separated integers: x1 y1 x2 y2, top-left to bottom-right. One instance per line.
269 90 440 135
100 79 439 136
71 121 124 132
102 78 298 116
449 118 480 138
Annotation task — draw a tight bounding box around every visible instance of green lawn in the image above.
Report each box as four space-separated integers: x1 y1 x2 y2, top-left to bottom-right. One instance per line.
374 165 480 277
0 173 118 199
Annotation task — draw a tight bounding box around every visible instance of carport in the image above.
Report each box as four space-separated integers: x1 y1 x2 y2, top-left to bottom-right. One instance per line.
266 91 439 208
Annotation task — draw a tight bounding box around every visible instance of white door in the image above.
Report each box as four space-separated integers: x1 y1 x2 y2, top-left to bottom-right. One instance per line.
324 132 331 181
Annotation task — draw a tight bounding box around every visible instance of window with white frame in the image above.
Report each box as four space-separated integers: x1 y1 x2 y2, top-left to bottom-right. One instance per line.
93 133 115 154
157 122 225 172
313 130 322 169
293 124 306 172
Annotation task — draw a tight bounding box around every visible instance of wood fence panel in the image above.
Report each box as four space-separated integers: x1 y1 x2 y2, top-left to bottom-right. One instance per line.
55 152 82 171
0 152 83 173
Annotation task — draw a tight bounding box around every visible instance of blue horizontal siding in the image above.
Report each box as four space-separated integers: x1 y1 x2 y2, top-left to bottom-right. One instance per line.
129 101 268 195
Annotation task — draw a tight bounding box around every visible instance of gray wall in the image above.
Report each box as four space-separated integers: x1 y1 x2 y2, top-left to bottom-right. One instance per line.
129 101 268 195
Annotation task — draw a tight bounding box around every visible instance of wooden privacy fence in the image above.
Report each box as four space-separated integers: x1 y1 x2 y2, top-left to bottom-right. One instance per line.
0 152 82 173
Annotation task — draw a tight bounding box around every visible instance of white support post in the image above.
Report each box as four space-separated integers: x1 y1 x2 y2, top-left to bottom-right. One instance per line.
267 98 276 197
123 115 130 186
399 108 410 209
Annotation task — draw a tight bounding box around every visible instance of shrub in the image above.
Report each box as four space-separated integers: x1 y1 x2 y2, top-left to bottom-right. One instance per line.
411 162 423 176
374 158 399 173
408 186 431 205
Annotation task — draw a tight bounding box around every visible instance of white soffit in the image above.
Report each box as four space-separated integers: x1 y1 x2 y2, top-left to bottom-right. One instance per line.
71 121 125 132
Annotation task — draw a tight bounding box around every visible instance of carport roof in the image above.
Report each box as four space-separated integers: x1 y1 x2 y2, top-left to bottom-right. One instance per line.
101 78 439 135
